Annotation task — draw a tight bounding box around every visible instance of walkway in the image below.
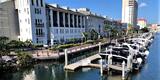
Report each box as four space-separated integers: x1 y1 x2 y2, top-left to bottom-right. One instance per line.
32 42 108 60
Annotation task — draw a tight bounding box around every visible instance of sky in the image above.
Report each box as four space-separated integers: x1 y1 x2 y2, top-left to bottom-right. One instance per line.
46 0 159 24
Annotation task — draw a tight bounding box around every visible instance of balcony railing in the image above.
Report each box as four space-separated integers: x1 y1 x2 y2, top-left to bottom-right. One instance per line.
35 23 44 27
36 32 45 37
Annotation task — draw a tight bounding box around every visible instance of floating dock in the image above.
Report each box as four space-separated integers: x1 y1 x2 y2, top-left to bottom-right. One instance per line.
64 54 101 71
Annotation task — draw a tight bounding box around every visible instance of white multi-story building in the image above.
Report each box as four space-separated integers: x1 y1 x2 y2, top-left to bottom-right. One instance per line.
46 4 86 45
78 8 105 36
0 0 108 46
122 0 138 28
15 0 47 45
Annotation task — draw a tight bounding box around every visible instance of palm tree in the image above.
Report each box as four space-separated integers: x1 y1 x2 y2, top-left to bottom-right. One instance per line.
90 29 99 40
82 32 89 42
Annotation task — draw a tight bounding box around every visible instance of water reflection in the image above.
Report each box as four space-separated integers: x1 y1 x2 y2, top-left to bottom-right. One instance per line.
23 71 36 80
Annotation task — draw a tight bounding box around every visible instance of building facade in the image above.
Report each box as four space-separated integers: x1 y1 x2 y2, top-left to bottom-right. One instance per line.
15 0 48 45
137 18 147 29
0 0 19 40
78 8 105 36
46 4 86 45
122 0 138 28
0 0 108 46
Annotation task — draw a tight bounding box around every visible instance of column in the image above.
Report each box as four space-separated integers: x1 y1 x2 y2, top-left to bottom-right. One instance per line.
76 15 78 27
83 16 86 28
80 16 82 28
73 14 75 27
64 49 68 66
57 11 60 27
50 10 53 27
68 13 70 27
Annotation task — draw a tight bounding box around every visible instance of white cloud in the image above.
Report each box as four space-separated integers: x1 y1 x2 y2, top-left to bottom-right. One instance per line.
139 3 147 8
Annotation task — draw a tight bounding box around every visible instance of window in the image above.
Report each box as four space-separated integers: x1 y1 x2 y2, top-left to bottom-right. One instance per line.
60 29 64 33
55 29 58 34
59 12 64 27
82 16 84 28
28 18 30 24
78 16 81 27
65 13 68 27
74 15 77 27
27 8 29 14
53 10 58 26
36 29 43 36
70 14 73 27
40 0 43 7
25 19 27 22
35 8 41 14
36 0 39 6
31 0 34 5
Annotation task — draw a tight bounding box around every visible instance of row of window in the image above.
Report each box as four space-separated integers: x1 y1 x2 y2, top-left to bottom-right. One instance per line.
31 0 43 7
51 10 85 28
35 8 41 14
54 29 84 34
36 28 44 36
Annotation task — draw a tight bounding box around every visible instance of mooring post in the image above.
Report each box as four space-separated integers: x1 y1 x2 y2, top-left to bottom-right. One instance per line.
100 58 103 76
65 49 68 66
122 61 125 80
107 54 111 71
116 39 118 45
105 48 108 53
99 42 101 53
127 56 130 70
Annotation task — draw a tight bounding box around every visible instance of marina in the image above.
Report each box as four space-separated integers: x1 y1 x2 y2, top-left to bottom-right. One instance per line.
0 32 160 80
62 32 154 79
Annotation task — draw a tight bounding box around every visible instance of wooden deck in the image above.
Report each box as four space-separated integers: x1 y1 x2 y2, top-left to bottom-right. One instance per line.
64 54 101 71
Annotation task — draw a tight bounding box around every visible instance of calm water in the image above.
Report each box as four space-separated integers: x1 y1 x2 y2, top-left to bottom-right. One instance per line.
0 33 160 80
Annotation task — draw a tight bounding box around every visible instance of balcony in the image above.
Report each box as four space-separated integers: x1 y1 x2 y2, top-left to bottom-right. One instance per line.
35 23 44 27
36 32 45 37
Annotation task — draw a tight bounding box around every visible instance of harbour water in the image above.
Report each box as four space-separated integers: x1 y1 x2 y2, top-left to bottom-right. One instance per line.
0 33 160 80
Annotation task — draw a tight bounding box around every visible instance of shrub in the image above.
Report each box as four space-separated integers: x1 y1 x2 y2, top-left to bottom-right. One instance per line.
17 52 32 67
51 44 80 51
84 40 95 44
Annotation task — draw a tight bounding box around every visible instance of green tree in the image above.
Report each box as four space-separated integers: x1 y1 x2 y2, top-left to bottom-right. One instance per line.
90 29 99 40
0 36 9 50
8 40 25 49
104 24 112 37
82 32 89 41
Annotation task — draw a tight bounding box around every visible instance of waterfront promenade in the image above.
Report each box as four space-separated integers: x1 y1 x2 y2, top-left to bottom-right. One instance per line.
32 42 108 60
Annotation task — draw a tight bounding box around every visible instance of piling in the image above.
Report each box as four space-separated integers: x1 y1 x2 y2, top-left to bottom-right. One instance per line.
65 49 68 66
122 61 125 80
100 58 103 76
99 42 101 53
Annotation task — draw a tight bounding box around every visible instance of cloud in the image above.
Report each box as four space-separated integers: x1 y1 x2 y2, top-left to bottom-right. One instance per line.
139 3 147 8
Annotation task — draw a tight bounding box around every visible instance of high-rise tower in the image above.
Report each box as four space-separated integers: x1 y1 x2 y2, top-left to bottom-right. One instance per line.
122 0 138 28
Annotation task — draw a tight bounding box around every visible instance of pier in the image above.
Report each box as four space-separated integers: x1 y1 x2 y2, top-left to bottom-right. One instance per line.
64 54 101 71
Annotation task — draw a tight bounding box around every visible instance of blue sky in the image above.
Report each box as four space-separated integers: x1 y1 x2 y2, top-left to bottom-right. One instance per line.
46 0 159 24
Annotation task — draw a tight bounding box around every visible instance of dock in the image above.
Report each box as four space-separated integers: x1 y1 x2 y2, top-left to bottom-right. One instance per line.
64 54 101 71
